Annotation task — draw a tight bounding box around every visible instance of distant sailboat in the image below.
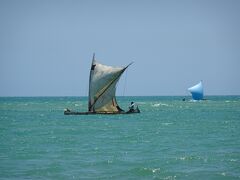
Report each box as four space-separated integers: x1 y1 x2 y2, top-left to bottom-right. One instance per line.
188 81 204 100
64 54 140 115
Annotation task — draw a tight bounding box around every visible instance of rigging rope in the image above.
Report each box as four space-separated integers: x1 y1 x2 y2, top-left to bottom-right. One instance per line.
122 67 128 97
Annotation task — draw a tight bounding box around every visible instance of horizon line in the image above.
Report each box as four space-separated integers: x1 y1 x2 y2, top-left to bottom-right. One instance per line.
0 95 240 98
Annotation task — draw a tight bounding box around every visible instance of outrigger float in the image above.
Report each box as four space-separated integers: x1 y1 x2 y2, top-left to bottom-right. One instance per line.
64 54 140 115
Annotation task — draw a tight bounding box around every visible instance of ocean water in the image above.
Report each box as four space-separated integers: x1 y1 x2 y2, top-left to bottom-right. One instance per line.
0 96 239 179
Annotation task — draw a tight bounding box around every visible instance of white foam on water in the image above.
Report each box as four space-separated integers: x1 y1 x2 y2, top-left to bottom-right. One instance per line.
179 157 187 160
152 103 160 107
152 103 169 107
221 172 226 176
40 114 44 117
189 99 198 102
161 122 173 126
152 168 160 173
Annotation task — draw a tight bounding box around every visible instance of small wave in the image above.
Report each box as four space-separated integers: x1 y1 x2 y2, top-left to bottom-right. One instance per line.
142 167 161 174
178 157 187 160
164 176 177 180
221 172 226 176
107 160 113 164
189 100 198 102
160 103 169 106
176 155 201 161
161 122 173 126
137 102 147 105
152 103 169 107
152 168 160 173
17 103 29 106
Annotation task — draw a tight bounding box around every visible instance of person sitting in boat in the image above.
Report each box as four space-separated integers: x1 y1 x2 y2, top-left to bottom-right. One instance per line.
64 108 70 112
129 101 135 112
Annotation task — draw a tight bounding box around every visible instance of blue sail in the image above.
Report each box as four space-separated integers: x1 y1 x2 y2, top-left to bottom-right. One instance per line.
188 81 204 100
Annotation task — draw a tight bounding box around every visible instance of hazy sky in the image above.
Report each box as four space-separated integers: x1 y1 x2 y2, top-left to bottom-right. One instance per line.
1 0 240 96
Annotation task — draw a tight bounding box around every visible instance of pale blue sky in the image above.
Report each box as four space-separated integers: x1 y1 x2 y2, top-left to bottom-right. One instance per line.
1 0 240 96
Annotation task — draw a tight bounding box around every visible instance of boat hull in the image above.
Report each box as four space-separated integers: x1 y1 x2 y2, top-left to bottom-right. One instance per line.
64 109 140 115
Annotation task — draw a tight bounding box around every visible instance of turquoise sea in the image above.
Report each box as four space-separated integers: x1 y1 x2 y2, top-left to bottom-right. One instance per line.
0 96 239 179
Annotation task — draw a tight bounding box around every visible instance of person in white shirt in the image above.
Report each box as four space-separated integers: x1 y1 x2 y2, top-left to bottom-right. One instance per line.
129 101 135 111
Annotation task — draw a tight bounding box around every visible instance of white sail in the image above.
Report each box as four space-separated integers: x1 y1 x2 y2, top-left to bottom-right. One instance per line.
188 81 204 100
88 55 126 113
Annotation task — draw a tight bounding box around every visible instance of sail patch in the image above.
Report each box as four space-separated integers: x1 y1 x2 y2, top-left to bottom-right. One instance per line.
88 60 125 112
